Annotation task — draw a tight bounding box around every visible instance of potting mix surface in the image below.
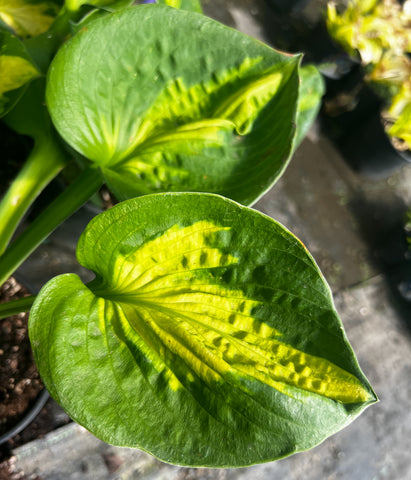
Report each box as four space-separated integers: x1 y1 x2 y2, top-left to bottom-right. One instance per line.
0 278 43 443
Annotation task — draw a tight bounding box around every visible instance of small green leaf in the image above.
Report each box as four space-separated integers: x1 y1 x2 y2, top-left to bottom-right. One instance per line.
29 193 376 467
0 28 40 116
0 0 60 37
46 5 300 206
293 64 324 150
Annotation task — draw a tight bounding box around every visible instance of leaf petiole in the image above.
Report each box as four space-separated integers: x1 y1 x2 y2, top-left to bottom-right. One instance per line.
0 295 36 320
0 134 66 256
0 167 104 288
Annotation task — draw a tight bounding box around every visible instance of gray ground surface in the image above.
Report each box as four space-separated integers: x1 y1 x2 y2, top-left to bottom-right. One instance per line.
7 1 411 479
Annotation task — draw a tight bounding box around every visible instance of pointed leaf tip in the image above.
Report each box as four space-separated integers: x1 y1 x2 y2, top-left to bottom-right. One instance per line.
30 193 376 467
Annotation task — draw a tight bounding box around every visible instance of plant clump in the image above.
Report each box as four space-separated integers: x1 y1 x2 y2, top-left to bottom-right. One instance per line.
327 0 411 150
0 0 376 468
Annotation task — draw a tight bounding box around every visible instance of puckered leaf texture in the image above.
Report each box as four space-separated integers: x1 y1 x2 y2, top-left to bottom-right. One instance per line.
29 193 376 467
46 5 300 206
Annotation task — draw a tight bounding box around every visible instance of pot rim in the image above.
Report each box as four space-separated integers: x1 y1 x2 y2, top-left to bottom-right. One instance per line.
0 389 49 446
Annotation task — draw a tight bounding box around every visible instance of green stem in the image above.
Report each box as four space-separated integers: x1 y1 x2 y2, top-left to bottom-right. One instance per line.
0 135 66 256
0 295 36 320
0 167 104 288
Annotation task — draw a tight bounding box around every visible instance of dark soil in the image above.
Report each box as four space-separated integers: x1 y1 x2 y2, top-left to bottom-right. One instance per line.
0 278 70 479
0 278 43 439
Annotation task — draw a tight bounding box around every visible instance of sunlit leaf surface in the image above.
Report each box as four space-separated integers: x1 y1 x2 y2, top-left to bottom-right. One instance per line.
30 193 376 467
46 5 300 205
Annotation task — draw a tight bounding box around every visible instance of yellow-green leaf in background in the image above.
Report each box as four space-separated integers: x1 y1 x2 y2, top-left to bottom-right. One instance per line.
0 55 39 96
0 0 60 37
0 28 40 116
388 101 411 149
367 51 411 86
326 1 383 64
327 0 411 65
29 193 377 467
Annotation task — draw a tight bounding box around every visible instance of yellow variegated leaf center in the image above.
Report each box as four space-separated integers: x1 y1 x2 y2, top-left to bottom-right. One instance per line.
98 57 285 166
97 221 372 404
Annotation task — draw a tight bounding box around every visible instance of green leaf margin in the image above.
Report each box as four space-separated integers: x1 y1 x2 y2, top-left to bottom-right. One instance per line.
29 193 377 468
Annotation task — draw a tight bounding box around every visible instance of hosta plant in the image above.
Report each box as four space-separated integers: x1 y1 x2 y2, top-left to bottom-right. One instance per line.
0 0 376 469
327 0 411 150
0 1 323 279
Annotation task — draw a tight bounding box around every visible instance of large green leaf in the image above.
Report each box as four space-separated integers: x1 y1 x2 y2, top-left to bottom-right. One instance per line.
29 193 376 467
0 28 40 116
46 5 300 206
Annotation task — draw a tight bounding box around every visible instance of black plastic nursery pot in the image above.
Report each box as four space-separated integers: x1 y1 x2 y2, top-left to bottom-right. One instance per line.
267 0 304 13
339 112 411 179
0 391 49 448
0 277 49 455
322 84 411 179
